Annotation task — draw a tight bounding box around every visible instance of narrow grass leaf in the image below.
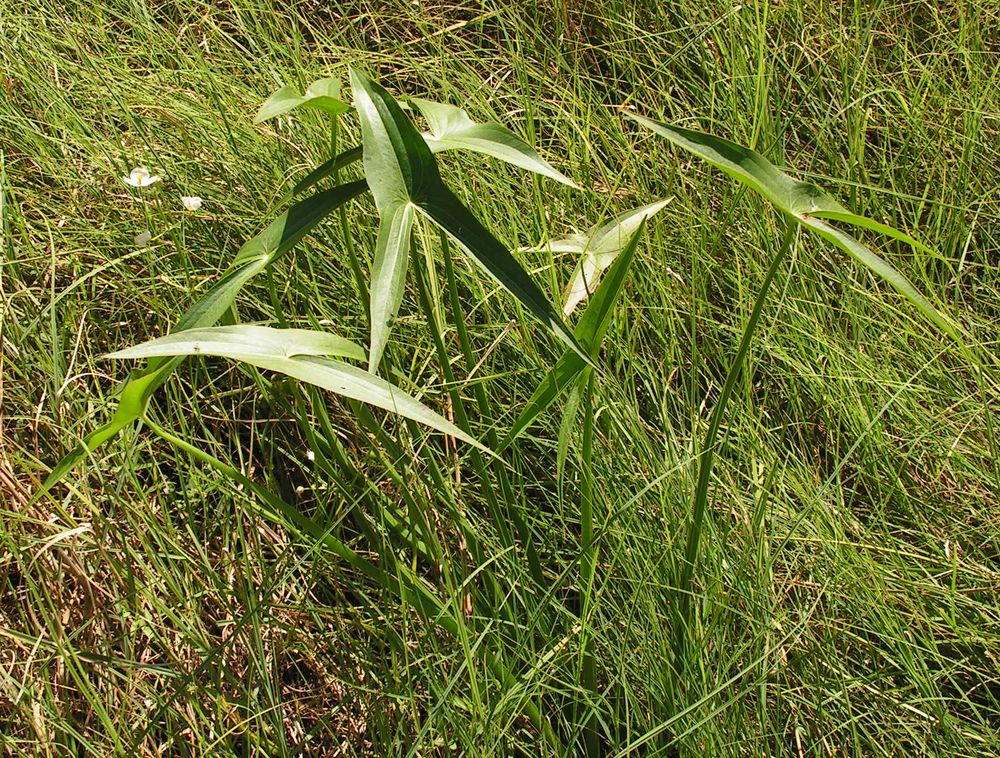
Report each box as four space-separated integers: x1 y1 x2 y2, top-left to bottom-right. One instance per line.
412 97 578 187
254 77 350 123
556 376 586 480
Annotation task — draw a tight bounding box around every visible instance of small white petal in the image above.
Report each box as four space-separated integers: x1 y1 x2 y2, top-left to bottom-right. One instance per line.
123 167 162 188
181 196 203 211
134 230 152 247
305 449 316 462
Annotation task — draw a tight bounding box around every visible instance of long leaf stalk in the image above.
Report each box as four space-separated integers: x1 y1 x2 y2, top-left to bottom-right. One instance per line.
676 221 797 664
579 365 599 756
438 228 547 587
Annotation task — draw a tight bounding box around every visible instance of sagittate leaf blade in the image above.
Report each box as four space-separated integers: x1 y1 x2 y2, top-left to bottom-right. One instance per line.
562 199 669 315
42 181 368 492
232 179 368 269
632 114 958 339
350 68 438 209
351 69 588 368
628 114 846 218
498 221 645 450
412 97 578 188
108 335 486 450
808 210 939 258
106 325 364 363
292 145 363 196
254 77 350 123
350 69 442 373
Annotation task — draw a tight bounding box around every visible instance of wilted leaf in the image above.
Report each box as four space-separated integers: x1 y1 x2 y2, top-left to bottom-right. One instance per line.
526 198 669 316
499 218 646 449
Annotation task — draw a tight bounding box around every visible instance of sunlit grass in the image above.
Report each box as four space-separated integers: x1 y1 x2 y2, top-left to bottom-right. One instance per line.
3 0 999 754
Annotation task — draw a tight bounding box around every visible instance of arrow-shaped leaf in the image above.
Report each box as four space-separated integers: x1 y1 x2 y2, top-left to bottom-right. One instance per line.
412 97 578 188
255 77 351 123
499 218 646 449
107 327 486 450
42 181 368 492
349 68 591 372
629 114 956 338
415 186 592 366
526 198 670 316
291 98 577 196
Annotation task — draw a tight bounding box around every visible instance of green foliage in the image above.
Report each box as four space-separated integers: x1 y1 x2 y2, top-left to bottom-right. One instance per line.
630 115 958 339
254 76 350 123
10 4 998 755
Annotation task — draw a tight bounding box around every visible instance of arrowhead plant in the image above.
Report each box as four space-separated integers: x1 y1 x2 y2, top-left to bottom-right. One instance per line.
629 113 962 671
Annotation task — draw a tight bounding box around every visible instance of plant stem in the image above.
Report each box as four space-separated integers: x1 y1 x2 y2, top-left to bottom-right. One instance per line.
330 116 370 323
579 365 599 755
438 227 546 587
675 220 796 665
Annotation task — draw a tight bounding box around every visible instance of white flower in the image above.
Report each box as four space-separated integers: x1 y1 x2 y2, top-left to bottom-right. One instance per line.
122 167 161 188
134 230 152 247
305 449 315 462
181 196 202 211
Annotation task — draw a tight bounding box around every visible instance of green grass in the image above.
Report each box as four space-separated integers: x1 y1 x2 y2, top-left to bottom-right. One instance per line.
3 0 1000 754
